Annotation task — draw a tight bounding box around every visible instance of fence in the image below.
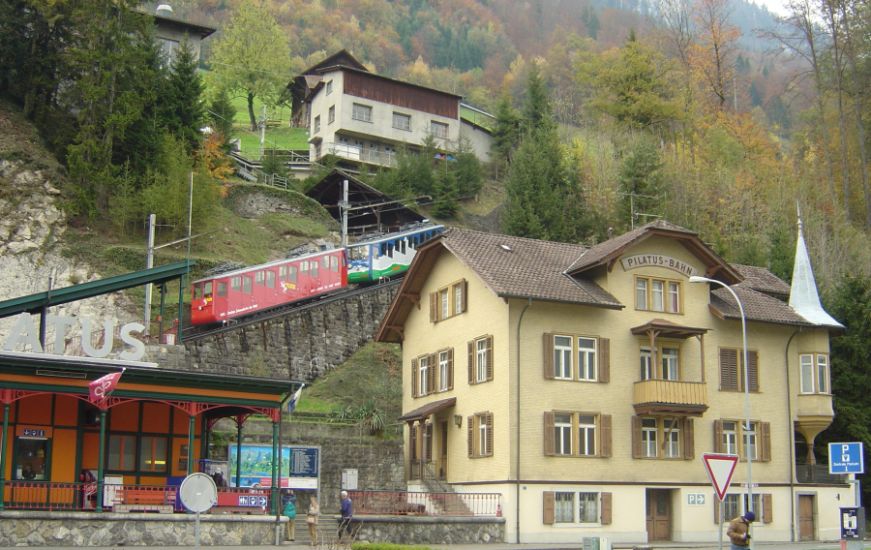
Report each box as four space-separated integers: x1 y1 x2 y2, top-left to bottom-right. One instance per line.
349 489 500 517
1 480 278 514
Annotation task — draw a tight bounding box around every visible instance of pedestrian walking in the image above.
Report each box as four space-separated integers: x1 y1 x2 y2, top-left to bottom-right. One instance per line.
727 510 755 549
306 495 319 547
337 490 353 541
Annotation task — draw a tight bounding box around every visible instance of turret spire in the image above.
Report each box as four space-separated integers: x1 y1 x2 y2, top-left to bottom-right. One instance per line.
788 208 843 328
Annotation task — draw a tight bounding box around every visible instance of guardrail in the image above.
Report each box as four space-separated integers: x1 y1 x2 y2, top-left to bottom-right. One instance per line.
349 489 501 517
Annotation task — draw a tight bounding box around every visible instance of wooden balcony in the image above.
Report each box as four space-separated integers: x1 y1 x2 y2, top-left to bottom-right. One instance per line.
633 380 709 416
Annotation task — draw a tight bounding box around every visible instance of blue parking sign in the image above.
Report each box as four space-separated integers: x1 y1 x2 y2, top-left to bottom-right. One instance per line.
829 442 865 474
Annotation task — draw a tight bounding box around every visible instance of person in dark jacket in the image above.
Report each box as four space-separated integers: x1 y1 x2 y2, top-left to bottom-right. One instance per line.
337 490 353 541
283 489 297 541
727 510 755 549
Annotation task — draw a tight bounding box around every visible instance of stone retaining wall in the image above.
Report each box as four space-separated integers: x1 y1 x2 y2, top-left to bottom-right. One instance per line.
0 511 285 547
352 515 505 545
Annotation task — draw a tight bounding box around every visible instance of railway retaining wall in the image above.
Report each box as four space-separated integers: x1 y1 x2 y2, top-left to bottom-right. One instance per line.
155 282 399 382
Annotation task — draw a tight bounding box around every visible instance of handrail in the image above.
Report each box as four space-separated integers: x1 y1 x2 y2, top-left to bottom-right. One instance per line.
349 489 501 517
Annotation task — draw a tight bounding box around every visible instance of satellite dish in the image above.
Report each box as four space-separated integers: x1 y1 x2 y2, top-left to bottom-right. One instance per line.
179 472 217 513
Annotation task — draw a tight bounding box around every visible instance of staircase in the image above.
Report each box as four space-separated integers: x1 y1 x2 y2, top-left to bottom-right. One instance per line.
419 464 473 516
284 516 355 548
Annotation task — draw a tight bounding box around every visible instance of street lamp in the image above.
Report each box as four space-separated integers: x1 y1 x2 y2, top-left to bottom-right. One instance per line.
690 275 753 517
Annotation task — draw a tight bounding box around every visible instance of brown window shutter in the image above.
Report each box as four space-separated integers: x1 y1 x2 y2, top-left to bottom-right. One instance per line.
713 495 721 524
468 341 475 385
485 413 494 456
683 418 694 460
411 358 419 398
600 414 612 457
601 492 612 525
543 412 555 456
747 351 759 392
760 421 771 462
486 336 494 381
430 292 438 322
762 493 773 523
447 348 454 390
467 416 474 457
542 491 555 525
598 338 610 383
543 333 555 379
713 419 724 453
460 279 468 313
632 416 642 458
427 354 436 394
720 348 738 391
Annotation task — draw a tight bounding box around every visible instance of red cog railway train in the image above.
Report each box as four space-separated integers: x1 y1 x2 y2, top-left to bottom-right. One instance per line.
190 224 443 326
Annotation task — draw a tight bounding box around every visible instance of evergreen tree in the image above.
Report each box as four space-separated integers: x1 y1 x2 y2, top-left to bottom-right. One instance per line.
454 144 483 198
208 88 237 150
521 64 554 134
619 137 664 227
492 93 521 167
163 40 205 154
433 169 460 218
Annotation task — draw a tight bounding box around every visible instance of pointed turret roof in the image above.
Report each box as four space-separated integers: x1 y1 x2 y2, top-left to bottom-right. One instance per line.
788 218 843 328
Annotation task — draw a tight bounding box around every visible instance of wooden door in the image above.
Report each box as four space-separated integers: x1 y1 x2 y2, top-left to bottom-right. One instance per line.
799 495 815 541
438 421 448 479
646 489 671 541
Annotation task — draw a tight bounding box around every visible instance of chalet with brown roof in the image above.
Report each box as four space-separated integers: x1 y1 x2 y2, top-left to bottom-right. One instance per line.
377 220 846 545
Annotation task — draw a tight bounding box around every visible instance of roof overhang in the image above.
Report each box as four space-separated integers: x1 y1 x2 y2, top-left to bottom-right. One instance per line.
398 397 456 423
630 319 708 339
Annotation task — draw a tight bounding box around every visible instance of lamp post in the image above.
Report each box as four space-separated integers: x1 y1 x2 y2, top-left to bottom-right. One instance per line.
690 275 753 516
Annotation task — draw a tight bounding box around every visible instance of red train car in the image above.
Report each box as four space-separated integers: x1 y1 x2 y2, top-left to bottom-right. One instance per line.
191 248 347 325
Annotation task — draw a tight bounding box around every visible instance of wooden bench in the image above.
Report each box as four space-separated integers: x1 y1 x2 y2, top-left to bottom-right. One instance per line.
113 488 175 513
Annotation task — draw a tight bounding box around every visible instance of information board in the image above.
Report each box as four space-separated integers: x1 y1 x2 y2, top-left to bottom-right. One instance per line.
228 444 320 489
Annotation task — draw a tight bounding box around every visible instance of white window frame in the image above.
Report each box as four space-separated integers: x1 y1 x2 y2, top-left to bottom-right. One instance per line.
817 354 829 393
743 421 758 460
578 337 598 381
352 103 372 122
326 80 333 95
800 353 830 394
328 105 335 124
636 278 648 310
642 418 658 457
393 112 411 131
418 355 430 396
722 421 738 455
636 276 681 313
440 289 449 320
661 347 679 381
554 492 574 523
578 492 600 524
438 350 450 392
453 282 464 315
640 348 655 380
430 120 448 138
554 413 573 455
665 419 681 458
476 338 489 383
668 281 680 312
578 415 597 456
314 115 320 133
554 335 573 380
478 415 489 455
724 493 762 522
652 279 664 311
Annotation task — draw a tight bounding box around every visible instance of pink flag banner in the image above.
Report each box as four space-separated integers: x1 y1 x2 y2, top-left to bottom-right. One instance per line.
88 371 123 405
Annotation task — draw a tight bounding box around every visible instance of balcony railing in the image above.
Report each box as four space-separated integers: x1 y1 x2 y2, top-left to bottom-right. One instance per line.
349 489 501 517
796 463 846 484
323 142 397 167
1 481 277 514
633 379 708 415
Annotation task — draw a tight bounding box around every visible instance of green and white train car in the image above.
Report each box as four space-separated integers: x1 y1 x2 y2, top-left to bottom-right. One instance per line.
346 225 444 284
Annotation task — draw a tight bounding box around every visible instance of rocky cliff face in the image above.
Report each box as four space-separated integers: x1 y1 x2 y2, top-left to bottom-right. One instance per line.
0 109 130 351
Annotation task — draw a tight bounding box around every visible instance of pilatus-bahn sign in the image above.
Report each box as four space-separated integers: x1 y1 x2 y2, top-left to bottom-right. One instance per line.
620 254 698 278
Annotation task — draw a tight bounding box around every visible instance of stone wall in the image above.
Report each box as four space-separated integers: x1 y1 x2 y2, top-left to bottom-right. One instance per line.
0 511 284 547
352 515 505 545
164 283 399 382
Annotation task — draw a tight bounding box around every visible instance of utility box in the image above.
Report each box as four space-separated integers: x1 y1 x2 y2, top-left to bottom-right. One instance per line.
582 536 600 550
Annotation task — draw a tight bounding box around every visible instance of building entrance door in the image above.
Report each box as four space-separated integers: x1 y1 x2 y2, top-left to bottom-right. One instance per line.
799 494 816 540
646 489 672 541
437 421 448 479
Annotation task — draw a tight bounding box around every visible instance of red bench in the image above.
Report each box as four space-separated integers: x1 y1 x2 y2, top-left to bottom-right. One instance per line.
113 487 175 513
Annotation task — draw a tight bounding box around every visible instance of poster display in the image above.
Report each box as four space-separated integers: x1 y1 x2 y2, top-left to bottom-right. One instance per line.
228 444 319 489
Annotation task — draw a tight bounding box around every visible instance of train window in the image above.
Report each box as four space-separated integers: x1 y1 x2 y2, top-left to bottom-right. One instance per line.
279 265 287 280
289 266 298 283
255 271 265 285
204 282 213 296
301 261 309 273
400 239 406 254
322 256 330 269
311 260 319 278
387 241 394 258
231 277 241 291
242 276 252 294
349 246 366 260
217 282 227 297
266 271 275 288
193 285 202 299
331 256 339 272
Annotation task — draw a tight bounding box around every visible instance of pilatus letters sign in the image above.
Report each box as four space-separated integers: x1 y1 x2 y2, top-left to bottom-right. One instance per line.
2 313 146 361
620 255 697 278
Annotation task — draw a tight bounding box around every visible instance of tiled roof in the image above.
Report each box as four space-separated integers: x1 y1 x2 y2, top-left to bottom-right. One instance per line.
711 286 811 326
442 228 622 308
732 264 790 297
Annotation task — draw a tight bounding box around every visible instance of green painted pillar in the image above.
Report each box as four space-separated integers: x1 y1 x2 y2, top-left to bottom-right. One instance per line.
235 419 243 488
271 420 279 514
177 273 185 338
0 403 10 511
96 410 107 512
187 414 195 476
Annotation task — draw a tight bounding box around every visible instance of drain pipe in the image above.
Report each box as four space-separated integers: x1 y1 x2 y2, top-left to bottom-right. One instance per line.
785 329 800 542
515 298 532 544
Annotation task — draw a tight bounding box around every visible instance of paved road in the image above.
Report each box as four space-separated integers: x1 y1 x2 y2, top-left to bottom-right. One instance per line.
19 542 860 550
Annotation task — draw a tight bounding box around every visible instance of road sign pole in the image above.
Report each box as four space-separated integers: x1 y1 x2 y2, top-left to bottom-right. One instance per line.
719 502 724 550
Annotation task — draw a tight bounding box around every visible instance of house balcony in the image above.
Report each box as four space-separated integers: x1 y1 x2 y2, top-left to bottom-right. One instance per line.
322 142 397 168
633 379 709 416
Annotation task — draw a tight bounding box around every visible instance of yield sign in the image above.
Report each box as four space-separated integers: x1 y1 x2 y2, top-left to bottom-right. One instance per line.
702 453 739 501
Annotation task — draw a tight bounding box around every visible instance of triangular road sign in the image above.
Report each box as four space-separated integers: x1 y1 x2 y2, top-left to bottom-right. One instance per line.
702 453 739 501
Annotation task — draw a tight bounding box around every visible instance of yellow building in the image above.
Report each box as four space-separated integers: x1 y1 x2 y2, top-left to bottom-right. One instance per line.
377 220 848 545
